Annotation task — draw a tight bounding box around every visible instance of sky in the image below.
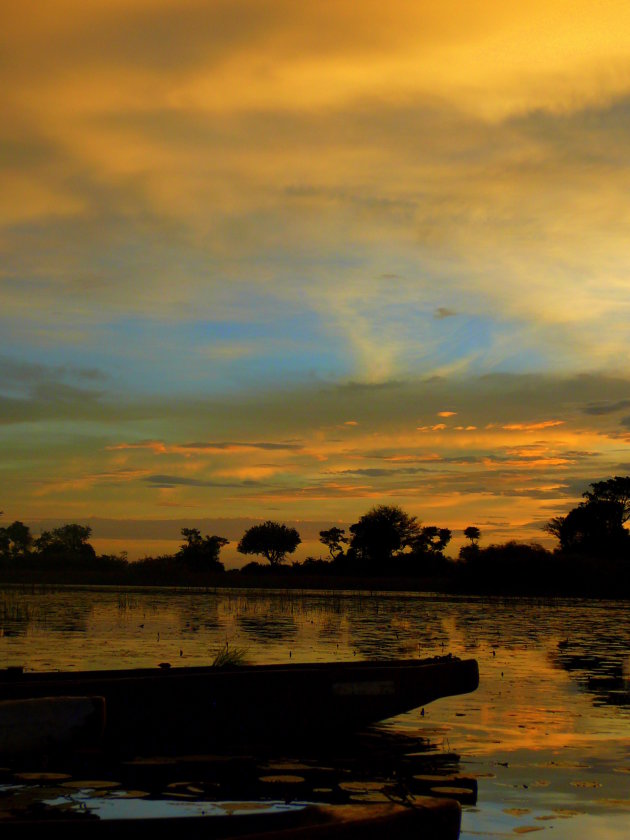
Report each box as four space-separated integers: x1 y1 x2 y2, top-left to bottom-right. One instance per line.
3 1 630 564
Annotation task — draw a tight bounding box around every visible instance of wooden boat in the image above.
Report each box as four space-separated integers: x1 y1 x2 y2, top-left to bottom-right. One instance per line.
0 656 478 755
0 800 461 839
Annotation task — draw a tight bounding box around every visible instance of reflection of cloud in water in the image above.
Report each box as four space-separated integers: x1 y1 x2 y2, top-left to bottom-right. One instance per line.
345 599 450 660
553 647 630 709
447 597 630 709
317 616 343 640
179 601 220 633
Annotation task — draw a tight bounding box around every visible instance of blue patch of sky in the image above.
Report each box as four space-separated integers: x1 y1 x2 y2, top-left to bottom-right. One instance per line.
387 304 551 376
0 307 352 398
433 313 550 373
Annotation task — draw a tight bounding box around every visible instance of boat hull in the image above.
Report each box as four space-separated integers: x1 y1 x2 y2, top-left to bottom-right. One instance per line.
0 657 479 754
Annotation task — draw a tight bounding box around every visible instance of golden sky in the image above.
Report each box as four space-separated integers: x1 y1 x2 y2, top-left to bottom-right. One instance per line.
3 2 630 562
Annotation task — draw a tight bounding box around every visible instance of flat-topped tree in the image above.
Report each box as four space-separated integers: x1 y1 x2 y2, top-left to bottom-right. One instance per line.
238 521 301 566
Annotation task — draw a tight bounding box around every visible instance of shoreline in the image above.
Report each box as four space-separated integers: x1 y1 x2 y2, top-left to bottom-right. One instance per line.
0 570 628 600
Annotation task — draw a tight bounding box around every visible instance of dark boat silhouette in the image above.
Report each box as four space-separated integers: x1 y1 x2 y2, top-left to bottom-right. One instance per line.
0 655 479 755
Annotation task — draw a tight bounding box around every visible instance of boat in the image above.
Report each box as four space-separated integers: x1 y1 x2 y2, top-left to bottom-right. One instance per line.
0 656 478 755
0 800 462 839
0 695 105 757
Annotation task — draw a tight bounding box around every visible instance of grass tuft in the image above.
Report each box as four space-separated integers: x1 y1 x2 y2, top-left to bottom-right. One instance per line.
212 643 249 668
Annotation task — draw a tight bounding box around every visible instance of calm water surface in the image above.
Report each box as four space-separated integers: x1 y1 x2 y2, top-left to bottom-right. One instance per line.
1 586 629 838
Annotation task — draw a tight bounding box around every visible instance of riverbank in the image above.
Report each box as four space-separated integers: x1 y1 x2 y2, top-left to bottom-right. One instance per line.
1 566 629 598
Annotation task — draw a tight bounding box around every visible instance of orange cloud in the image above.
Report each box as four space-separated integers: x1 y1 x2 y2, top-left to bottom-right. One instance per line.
502 420 565 431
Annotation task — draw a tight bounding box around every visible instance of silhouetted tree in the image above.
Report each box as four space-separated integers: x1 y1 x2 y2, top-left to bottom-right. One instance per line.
348 505 421 570
0 521 33 561
237 521 301 566
414 526 452 554
542 517 564 542
178 528 227 572
463 526 481 546
583 476 630 523
35 524 96 562
319 527 348 561
550 500 629 557
459 540 554 590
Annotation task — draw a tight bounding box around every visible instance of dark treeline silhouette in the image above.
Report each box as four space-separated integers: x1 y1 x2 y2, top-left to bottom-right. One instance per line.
1 478 629 595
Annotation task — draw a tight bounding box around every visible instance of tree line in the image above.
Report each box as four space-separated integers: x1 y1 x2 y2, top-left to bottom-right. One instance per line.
1 476 629 594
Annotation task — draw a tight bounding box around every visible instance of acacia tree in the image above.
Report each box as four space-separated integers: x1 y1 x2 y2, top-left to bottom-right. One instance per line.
348 505 421 569
319 527 348 561
237 521 301 566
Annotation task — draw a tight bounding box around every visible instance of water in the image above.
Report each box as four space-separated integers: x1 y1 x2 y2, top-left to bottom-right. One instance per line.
1 586 629 837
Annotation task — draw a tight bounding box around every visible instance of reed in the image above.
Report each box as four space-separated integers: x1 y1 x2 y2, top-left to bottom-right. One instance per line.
117 593 140 611
212 642 249 667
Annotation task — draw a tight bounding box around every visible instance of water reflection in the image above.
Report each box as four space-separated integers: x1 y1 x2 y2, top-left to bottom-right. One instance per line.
237 613 298 643
1 586 630 839
1 588 93 638
553 644 630 708
1 587 629 712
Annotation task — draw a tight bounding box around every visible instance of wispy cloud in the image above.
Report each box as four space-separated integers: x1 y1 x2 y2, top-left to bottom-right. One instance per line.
143 474 260 489
583 399 630 416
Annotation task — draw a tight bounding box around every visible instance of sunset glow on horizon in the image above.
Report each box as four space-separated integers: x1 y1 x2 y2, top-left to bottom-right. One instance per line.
3 2 630 562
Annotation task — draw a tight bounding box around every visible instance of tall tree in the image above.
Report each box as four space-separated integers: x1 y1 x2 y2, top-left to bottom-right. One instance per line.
348 505 421 568
238 521 301 566
0 521 33 560
542 517 564 542
463 526 481 546
583 477 630 524
178 528 227 572
413 526 452 554
35 524 95 560
545 499 628 556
